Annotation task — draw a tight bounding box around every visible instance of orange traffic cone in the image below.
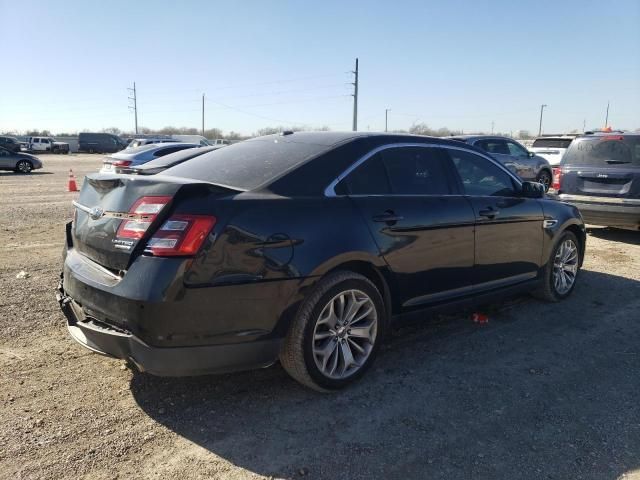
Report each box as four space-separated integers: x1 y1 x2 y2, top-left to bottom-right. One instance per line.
67 169 78 192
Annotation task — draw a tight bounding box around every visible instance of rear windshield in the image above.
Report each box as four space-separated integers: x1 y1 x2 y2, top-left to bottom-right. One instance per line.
163 136 332 189
532 138 573 149
562 136 640 168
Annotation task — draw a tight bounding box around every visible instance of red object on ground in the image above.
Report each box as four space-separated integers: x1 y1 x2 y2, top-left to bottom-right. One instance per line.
472 312 489 324
67 169 78 192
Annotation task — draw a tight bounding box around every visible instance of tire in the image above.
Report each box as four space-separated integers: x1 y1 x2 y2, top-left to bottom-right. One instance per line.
536 169 552 192
15 160 33 174
533 231 581 302
280 271 386 392
89 148 94 154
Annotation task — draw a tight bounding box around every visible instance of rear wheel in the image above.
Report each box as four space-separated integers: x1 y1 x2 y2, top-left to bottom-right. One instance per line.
534 231 580 302
280 271 385 391
15 160 33 174
536 170 552 192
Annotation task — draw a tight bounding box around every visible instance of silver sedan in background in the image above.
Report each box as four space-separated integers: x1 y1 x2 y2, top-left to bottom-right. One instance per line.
100 142 199 174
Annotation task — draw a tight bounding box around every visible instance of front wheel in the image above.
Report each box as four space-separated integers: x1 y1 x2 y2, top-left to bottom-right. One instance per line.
15 160 33 174
536 170 552 192
280 271 385 391
533 231 581 302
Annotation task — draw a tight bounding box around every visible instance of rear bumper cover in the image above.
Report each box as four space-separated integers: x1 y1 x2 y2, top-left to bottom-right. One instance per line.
562 202 639 228
56 278 282 376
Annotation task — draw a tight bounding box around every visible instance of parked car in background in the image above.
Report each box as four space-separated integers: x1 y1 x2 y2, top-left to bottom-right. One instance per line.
127 137 179 149
530 136 577 166
100 142 198 173
59 132 585 391
450 135 553 191
28 136 70 154
131 145 224 175
0 146 43 173
171 135 213 146
78 133 128 154
553 132 640 230
0 135 22 153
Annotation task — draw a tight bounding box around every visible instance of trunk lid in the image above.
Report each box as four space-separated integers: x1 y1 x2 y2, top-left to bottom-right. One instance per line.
72 174 233 271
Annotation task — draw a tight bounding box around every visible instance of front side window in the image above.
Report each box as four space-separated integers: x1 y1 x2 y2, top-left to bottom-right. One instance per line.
506 141 529 157
476 139 510 155
446 148 516 197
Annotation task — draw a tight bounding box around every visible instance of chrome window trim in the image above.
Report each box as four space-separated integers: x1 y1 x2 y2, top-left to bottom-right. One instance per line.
323 142 523 197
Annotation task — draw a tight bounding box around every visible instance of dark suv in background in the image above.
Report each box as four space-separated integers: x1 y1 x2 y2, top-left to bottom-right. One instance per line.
0 135 22 153
553 132 640 230
450 135 553 191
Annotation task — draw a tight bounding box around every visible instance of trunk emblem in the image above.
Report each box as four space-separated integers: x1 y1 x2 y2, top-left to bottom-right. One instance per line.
89 206 104 220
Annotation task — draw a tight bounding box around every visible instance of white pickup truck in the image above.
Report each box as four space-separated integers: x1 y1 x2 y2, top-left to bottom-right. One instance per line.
28 136 70 154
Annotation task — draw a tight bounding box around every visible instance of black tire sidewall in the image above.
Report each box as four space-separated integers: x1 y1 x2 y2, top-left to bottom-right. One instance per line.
537 170 551 191
546 231 580 300
302 277 385 390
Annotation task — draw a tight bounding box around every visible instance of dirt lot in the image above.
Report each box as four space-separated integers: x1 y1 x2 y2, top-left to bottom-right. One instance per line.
1 154 639 480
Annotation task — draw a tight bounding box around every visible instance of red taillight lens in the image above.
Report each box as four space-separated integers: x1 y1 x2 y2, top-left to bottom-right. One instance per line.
146 214 216 257
551 167 562 191
116 196 172 239
111 160 132 167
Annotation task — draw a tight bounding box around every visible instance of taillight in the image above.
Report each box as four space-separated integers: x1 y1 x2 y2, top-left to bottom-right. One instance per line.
111 160 132 167
551 167 562 191
145 214 216 257
116 196 172 239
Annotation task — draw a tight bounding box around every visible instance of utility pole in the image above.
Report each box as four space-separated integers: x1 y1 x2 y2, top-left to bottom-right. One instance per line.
128 82 138 135
491 121 495 134
385 108 390 132
202 93 205 136
604 101 610 128
538 104 547 136
352 58 358 131
583 118 586 133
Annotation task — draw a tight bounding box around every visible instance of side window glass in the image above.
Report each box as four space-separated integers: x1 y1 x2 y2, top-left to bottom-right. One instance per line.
447 149 516 197
477 139 510 155
344 153 391 195
507 141 528 157
380 147 452 195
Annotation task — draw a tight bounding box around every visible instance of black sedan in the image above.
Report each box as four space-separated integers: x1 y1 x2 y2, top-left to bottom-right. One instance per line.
57 132 586 391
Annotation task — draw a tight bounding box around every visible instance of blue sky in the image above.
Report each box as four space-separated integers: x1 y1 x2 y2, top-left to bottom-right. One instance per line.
1 0 638 135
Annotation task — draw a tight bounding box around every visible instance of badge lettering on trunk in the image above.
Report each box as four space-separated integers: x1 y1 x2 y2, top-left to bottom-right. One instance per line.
112 239 134 250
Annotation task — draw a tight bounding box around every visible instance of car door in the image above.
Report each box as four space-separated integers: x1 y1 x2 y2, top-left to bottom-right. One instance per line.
506 139 536 180
443 147 544 289
0 148 14 168
341 144 476 307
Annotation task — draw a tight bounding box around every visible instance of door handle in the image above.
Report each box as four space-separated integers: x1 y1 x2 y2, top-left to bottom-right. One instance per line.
372 210 404 224
478 207 500 218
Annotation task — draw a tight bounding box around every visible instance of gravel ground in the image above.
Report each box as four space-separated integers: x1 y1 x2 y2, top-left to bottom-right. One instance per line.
1 154 639 480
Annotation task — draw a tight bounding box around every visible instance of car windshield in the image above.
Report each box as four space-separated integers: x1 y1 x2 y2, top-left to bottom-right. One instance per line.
562 136 640 167
532 138 573 149
163 136 333 189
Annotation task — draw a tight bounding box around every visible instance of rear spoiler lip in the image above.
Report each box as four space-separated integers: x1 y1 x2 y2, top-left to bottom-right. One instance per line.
87 172 246 193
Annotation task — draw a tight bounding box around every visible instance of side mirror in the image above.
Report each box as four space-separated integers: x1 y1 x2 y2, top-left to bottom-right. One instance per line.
528 151 535 158
520 181 545 198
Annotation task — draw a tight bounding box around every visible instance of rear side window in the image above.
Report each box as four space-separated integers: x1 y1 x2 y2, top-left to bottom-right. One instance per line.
446 148 516 197
345 146 452 195
153 145 192 157
562 136 640 168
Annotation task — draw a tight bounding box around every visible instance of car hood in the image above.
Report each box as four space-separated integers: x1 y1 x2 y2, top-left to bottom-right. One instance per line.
18 152 40 160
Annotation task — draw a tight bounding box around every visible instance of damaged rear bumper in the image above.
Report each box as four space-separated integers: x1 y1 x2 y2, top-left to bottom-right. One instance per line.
56 277 282 376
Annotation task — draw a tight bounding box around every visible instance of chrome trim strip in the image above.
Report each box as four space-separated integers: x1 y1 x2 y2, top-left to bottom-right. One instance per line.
558 194 640 206
72 200 156 220
323 142 522 197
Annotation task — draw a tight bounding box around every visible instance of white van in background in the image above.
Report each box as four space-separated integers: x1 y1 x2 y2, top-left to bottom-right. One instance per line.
529 135 577 166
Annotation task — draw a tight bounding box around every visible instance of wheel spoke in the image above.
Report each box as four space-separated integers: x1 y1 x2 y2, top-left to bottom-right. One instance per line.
339 341 355 375
349 323 373 341
347 337 366 355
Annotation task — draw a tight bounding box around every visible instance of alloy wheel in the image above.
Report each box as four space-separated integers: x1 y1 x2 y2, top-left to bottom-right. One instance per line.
553 239 578 295
17 161 32 173
537 171 551 191
312 289 378 380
